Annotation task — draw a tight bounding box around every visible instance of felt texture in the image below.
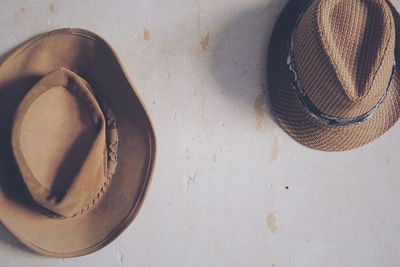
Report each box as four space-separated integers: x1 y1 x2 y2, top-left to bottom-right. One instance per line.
0 29 156 257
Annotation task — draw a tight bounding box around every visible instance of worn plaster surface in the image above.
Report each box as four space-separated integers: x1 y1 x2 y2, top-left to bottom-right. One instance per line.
0 0 400 266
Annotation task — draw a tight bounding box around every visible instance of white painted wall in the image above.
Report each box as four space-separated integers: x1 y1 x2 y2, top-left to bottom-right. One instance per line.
0 0 400 266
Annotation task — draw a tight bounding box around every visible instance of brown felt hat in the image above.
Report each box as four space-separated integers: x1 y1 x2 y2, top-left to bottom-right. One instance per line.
268 0 400 151
0 29 156 257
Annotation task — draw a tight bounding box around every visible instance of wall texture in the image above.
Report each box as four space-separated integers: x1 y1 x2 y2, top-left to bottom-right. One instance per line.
0 0 399 266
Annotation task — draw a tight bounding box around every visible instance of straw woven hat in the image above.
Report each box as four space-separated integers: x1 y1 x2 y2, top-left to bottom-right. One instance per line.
0 29 156 257
268 0 400 151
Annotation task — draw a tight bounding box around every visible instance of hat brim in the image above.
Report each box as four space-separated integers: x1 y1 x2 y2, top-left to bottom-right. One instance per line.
0 29 156 257
268 0 400 151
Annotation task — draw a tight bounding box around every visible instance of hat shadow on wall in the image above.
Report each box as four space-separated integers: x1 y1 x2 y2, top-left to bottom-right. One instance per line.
0 43 42 256
209 0 288 123
0 224 33 255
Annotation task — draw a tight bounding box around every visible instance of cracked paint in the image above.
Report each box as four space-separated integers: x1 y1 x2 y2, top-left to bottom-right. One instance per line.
185 170 197 192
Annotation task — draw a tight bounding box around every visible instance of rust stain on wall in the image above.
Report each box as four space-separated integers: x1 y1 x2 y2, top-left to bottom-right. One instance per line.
200 32 210 52
270 135 279 161
49 3 56 12
267 212 278 233
213 153 217 163
254 92 266 130
144 28 151 41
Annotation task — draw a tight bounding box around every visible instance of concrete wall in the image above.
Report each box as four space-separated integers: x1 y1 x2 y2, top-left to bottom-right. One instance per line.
0 0 399 266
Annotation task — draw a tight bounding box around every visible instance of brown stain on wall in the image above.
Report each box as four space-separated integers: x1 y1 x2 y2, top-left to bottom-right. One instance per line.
200 32 210 52
213 153 217 163
144 28 150 41
254 92 266 130
267 213 278 233
270 135 279 161
49 3 56 12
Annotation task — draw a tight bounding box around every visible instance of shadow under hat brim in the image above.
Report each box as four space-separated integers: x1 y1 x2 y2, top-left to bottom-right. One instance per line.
0 29 156 257
268 0 400 151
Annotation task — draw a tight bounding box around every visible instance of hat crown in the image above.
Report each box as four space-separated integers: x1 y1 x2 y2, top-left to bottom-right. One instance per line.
12 68 118 218
293 0 396 118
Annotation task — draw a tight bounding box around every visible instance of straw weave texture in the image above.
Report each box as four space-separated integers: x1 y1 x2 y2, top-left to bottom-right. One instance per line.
268 0 400 151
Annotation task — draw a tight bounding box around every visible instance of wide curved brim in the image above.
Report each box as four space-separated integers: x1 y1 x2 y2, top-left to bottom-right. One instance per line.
0 29 156 257
268 0 400 151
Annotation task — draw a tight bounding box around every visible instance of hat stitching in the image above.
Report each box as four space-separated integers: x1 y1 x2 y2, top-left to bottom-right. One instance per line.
69 98 119 218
